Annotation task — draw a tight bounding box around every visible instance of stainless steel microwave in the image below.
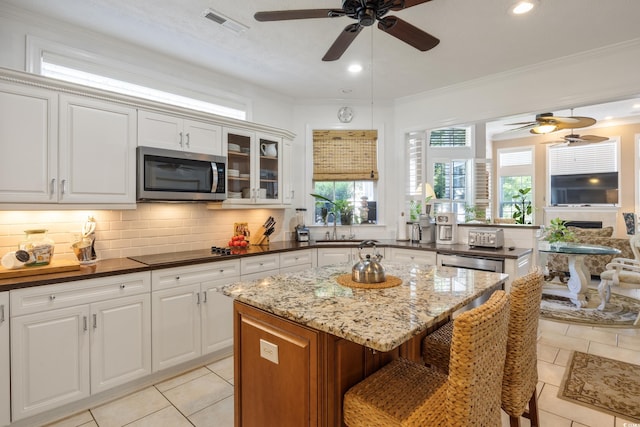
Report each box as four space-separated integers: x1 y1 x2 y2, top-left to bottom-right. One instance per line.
137 146 226 202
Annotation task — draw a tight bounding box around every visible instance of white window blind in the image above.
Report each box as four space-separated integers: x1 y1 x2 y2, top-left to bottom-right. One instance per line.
549 141 617 175
499 149 532 167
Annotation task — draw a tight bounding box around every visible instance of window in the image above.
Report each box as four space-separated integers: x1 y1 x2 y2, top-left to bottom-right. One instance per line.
41 61 246 120
497 147 534 222
27 37 248 120
429 127 470 147
312 181 377 225
312 130 378 225
432 159 473 223
406 127 476 223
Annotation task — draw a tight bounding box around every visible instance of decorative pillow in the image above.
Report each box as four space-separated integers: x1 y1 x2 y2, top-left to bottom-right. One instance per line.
567 226 614 238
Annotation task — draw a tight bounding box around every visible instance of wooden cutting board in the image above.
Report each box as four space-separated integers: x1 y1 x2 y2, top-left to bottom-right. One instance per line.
0 258 81 279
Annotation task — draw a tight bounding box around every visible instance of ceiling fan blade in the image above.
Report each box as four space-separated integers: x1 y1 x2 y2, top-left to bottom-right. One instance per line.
565 134 609 143
505 123 539 132
254 9 341 22
551 115 595 125
391 0 433 11
377 16 440 51
322 23 363 61
580 135 608 142
506 121 537 126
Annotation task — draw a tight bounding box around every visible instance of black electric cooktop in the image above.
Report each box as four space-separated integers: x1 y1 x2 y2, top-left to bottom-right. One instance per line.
128 247 232 266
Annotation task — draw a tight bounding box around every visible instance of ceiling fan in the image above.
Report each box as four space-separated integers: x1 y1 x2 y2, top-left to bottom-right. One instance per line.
254 0 440 61
543 133 609 147
506 112 597 134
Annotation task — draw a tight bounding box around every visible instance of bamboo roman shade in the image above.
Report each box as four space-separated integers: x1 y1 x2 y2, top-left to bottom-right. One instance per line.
312 130 378 181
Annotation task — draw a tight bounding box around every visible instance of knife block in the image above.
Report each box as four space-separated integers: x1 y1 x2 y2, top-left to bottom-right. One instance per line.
250 226 270 246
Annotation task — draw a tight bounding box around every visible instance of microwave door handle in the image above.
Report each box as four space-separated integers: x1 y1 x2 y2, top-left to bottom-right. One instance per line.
210 163 219 193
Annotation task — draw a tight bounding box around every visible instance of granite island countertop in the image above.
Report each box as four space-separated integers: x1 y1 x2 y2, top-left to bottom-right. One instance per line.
223 261 507 352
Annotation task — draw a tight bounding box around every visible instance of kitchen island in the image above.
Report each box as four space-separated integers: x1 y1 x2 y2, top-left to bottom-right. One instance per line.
223 262 507 427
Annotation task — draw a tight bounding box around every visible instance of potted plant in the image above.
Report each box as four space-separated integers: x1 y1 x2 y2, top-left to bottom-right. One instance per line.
311 194 353 225
543 217 576 244
512 187 532 224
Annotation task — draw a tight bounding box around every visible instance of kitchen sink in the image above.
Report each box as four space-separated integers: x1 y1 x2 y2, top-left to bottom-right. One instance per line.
314 240 361 245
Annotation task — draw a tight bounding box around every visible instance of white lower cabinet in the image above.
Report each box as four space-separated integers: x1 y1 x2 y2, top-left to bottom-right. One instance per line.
387 248 436 264
0 292 9 427
10 272 151 421
317 247 354 267
240 254 280 280
279 249 316 273
151 260 239 371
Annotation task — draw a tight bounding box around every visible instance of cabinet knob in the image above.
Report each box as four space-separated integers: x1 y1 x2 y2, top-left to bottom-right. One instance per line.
175 276 180 280
120 284 126 289
219 269 224 273
49 295 56 301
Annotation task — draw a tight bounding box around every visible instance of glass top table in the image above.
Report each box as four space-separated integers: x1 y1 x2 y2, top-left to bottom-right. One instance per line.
539 242 620 308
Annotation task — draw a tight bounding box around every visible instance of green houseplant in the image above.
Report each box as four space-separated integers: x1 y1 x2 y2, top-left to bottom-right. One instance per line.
512 187 532 224
543 217 576 244
311 194 353 225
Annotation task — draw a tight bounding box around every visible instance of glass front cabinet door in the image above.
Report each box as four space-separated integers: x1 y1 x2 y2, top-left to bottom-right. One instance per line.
224 128 282 205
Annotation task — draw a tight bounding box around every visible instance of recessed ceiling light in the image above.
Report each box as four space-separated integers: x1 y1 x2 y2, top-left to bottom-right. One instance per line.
511 1 537 15
633 103 640 109
604 116 614 120
348 64 363 73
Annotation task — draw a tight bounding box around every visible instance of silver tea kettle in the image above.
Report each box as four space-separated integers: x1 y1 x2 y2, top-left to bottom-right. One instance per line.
352 240 386 283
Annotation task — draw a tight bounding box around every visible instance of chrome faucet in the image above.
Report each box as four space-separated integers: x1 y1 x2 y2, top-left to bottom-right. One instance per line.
326 212 338 240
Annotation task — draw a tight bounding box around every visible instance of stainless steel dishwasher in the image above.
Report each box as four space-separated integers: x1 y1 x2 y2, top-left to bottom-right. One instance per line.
436 253 505 313
436 253 504 273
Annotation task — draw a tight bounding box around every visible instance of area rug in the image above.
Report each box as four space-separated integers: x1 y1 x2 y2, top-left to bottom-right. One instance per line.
540 288 640 328
559 351 640 423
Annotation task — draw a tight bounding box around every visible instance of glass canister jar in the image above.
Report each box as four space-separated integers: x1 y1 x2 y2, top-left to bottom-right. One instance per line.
19 229 55 266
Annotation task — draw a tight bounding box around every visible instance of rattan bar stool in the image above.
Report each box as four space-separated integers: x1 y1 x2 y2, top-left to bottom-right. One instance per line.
343 290 510 427
422 270 544 427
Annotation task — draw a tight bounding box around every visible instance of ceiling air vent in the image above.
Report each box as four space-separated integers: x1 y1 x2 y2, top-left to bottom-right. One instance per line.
203 9 249 35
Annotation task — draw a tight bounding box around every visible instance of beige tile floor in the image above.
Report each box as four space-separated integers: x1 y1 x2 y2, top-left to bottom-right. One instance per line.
46 285 640 427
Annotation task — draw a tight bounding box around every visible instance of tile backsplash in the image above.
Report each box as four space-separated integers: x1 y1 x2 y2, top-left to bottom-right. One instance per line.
0 205 287 261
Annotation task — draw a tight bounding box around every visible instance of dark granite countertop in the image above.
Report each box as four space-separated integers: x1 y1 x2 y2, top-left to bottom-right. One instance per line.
0 240 532 291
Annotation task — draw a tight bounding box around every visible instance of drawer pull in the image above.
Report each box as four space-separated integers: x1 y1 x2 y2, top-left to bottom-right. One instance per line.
93 314 97 329
50 295 56 301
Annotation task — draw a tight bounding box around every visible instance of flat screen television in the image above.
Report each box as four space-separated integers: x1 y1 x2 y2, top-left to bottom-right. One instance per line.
550 172 619 205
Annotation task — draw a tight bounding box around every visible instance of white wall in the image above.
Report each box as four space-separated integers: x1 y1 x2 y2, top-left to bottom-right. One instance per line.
0 5 294 132
292 100 400 241
393 39 640 231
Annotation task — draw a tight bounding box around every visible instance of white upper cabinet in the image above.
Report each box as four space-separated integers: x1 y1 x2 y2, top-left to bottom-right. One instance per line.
224 128 284 205
0 82 58 203
138 110 222 155
58 94 137 204
0 83 137 205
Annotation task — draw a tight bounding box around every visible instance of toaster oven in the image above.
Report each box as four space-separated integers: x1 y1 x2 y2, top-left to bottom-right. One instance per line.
468 228 504 249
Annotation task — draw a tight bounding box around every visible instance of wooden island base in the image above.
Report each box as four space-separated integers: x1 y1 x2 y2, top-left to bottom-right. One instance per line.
233 301 440 427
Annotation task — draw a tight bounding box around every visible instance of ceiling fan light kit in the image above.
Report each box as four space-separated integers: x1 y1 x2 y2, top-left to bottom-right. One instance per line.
511 0 538 15
507 112 597 134
254 0 440 61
